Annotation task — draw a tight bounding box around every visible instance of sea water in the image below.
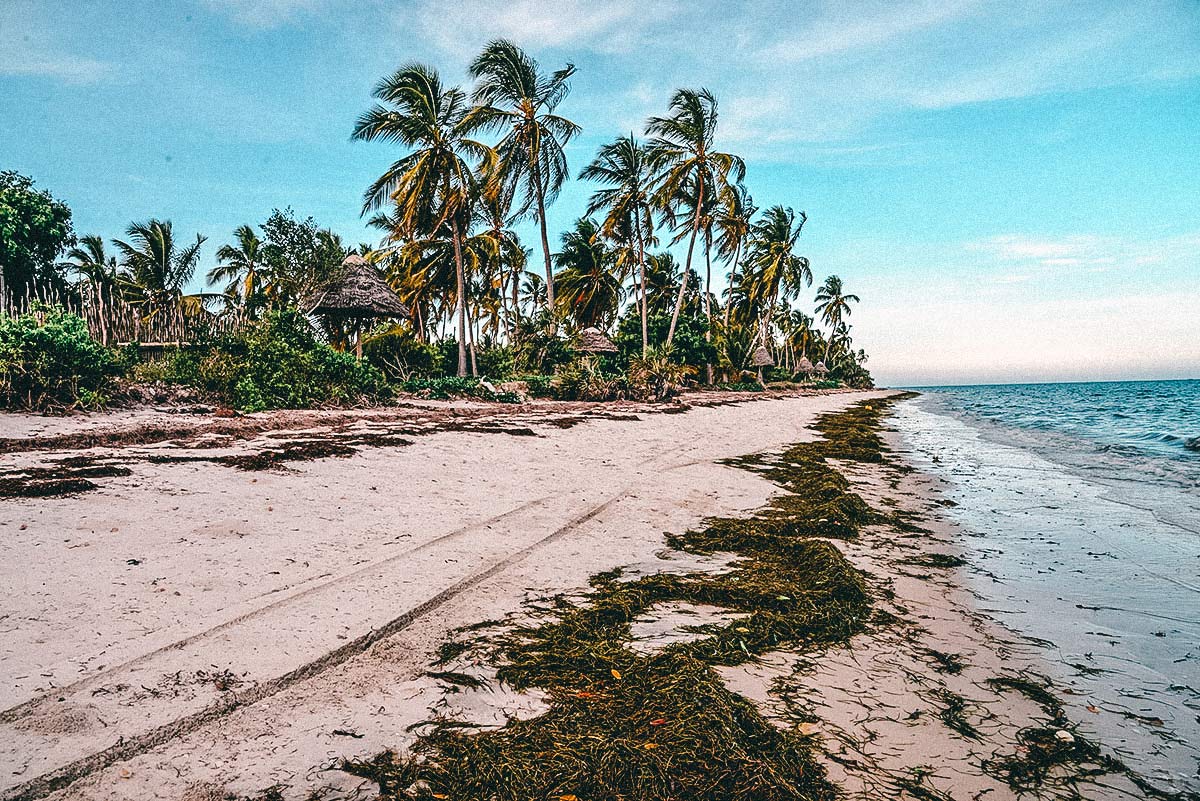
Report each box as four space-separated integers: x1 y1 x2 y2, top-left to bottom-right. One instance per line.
890 380 1200 792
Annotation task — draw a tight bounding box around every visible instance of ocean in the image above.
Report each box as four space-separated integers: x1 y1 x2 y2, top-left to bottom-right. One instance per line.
890 380 1200 792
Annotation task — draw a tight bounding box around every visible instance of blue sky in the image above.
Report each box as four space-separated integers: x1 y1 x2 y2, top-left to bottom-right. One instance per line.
2 0 1198 386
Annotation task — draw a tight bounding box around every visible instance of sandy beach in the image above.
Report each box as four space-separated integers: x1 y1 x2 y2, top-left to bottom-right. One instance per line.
0 392 1183 801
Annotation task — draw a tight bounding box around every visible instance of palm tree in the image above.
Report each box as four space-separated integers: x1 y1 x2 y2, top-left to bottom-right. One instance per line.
814 274 860 361
646 88 745 347
467 40 579 319
65 235 121 345
579 134 655 354
113 219 206 315
742 206 811 346
519 271 546 317
553 218 622 331
209 224 266 315
66 235 119 286
353 64 490 376
714 184 756 326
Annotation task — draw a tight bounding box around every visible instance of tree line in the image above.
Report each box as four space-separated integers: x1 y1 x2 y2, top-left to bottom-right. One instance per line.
0 40 871 387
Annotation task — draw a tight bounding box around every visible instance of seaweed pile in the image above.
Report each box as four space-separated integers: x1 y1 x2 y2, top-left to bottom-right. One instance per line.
342 396 912 801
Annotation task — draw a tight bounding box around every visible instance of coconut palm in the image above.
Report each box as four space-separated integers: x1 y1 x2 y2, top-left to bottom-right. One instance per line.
113 219 206 315
580 134 655 354
353 63 491 376
519 271 546 317
65 235 119 287
553 218 622 331
209 224 267 314
714 184 756 326
467 40 579 318
814 274 860 361
742 206 811 343
645 88 745 347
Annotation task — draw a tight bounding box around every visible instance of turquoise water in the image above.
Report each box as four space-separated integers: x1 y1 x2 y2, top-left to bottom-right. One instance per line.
892 380 1200 792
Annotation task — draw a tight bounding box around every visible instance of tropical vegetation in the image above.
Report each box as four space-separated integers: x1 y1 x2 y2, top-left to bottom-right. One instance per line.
0 39 874 412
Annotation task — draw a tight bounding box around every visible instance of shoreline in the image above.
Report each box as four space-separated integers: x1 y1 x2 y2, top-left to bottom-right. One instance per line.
0 392 1185 800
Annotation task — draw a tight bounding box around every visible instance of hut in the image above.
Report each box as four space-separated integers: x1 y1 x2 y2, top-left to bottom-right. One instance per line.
814 360 830 376
577 327 618 354
751 344 774 387
751 345 775 368
796 356 815 378
308 254 409 359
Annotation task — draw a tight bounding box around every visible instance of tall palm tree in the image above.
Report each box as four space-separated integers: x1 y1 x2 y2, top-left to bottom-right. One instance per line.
646 88 745 347
742 206 811 345
113 219 206 315
352 64 490 376
714 184 756 326
553 217 622 331
209 224 266 314
579 134 655 354
467 40 579 318
815 274 860 361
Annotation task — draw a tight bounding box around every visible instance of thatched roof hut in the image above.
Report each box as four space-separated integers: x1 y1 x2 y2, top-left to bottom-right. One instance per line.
577 327 618 353
797 356 815 374
814 360 829 375
308 254 409 358
308 255 409 319
751 345 775 367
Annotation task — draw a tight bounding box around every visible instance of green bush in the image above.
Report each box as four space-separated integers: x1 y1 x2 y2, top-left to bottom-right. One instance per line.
614 309 716 373
627 346 695 401
551 356 627 401
0 304 120 411
363 325 440 379
158 310 389 411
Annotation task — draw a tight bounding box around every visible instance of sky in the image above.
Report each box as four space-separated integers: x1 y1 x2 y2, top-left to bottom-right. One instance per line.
2 0 1198 386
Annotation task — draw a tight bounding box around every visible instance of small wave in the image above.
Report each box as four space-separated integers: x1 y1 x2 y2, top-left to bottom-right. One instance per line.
1186 437 1200 453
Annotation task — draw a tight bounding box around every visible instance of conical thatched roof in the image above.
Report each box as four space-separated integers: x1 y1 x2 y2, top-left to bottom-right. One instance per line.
751 345 775 367
814 360 829 374
308 255 409 318
577 327 617 353
797 356 815 373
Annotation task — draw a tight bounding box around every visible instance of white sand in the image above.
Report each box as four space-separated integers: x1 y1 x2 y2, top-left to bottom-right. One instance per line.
0 391 889 800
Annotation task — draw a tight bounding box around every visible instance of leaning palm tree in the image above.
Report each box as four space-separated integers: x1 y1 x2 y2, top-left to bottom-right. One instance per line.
113 219 206 315
742 206 811 346
467 40 579 318
815 274 860 361
209 224 266 315
352 63 490 376
645 88 745 347
553 217 622 331
580 134 656 354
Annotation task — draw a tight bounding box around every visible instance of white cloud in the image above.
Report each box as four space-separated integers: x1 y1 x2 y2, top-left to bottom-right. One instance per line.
0 2 111 83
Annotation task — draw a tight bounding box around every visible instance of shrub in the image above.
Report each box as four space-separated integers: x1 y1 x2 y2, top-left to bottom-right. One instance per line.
551 356 626 401
158 310 389 411
0 304 120 411
363 325 440 379
614 309 716 373
627 346 695 401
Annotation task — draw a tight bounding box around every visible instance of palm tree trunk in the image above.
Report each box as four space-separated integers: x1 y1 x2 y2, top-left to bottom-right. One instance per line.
532 164 556 328
451 219 468 377
703 239 713 384
723 241 742 328
636 228 648 357
666 177 704 347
